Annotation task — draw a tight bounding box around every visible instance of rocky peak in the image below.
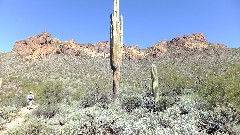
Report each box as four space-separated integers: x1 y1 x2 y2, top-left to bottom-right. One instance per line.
170 33 207 44
13 32 57 59
169 33 209 49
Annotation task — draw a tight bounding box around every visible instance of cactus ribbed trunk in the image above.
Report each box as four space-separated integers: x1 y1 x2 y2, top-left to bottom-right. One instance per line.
110 0 123 102
151 64 159 107
0 78 2 88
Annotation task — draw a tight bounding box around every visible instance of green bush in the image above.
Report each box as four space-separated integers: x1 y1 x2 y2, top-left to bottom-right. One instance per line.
31 81 64 119
158 65 194 95
197 63 240 110
80 85 110 109
0 90 27 108
34 104 60 119
222 63 240 109
38 81 64 104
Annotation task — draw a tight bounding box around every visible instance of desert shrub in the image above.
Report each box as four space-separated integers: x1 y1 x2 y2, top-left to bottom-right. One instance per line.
158 65 194 95
141 89 155 112
97 92 111 109
141 89 176 112
6 77 41 95
7 116 54 135
198 104 240 134
71 87 85 101
121 92 142 112
0 105 18 125
155 96 176 112
79 85 110 109
6 78 43 108
0 90 23 107
34 104 60 119
197 74 224 109
60 104 172 134
195 64 240 133
31 81 64 119
55 105 123 134
38 80 64 104
0 89 28 114
222 63 240 109
197 63 240 110
13 94 29 108
0 89 27 125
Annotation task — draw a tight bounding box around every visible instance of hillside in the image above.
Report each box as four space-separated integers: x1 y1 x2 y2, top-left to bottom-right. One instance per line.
0 33 240 134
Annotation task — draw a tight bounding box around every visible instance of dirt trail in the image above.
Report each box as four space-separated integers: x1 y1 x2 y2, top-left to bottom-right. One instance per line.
0 104 39 135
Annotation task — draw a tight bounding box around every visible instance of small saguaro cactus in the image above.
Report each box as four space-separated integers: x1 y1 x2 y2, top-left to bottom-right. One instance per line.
0 78 2 88
151 64 159 106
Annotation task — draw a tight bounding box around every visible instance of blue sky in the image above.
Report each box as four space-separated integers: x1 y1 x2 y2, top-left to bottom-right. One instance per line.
0 0 239 52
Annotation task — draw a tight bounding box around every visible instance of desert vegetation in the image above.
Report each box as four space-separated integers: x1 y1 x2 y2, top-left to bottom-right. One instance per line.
0 47 240 134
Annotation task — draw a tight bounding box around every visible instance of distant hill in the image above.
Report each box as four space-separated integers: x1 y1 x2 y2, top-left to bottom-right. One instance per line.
12 32 227 60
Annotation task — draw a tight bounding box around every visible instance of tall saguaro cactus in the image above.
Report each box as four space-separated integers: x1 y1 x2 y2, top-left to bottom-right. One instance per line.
110 0 123 101
151 64 159 106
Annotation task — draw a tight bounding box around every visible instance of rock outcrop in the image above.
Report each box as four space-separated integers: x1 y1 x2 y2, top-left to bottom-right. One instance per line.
169 33 209 49
12 32 227 60
13 32 58 59
13 32 110 60
145 40 168 58
123 45 144 59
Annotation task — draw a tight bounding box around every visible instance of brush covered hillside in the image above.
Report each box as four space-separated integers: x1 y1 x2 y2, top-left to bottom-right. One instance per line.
0 32 240 134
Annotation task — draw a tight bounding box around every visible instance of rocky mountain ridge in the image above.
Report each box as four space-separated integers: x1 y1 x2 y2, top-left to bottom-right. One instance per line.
12 32 226 60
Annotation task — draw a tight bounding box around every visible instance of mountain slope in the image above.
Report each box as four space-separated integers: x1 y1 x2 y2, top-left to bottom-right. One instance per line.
0 33 240 134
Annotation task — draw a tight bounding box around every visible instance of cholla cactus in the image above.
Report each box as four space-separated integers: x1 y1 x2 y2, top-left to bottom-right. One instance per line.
110 0 123 102
0 78 2 88
151 64 159 106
